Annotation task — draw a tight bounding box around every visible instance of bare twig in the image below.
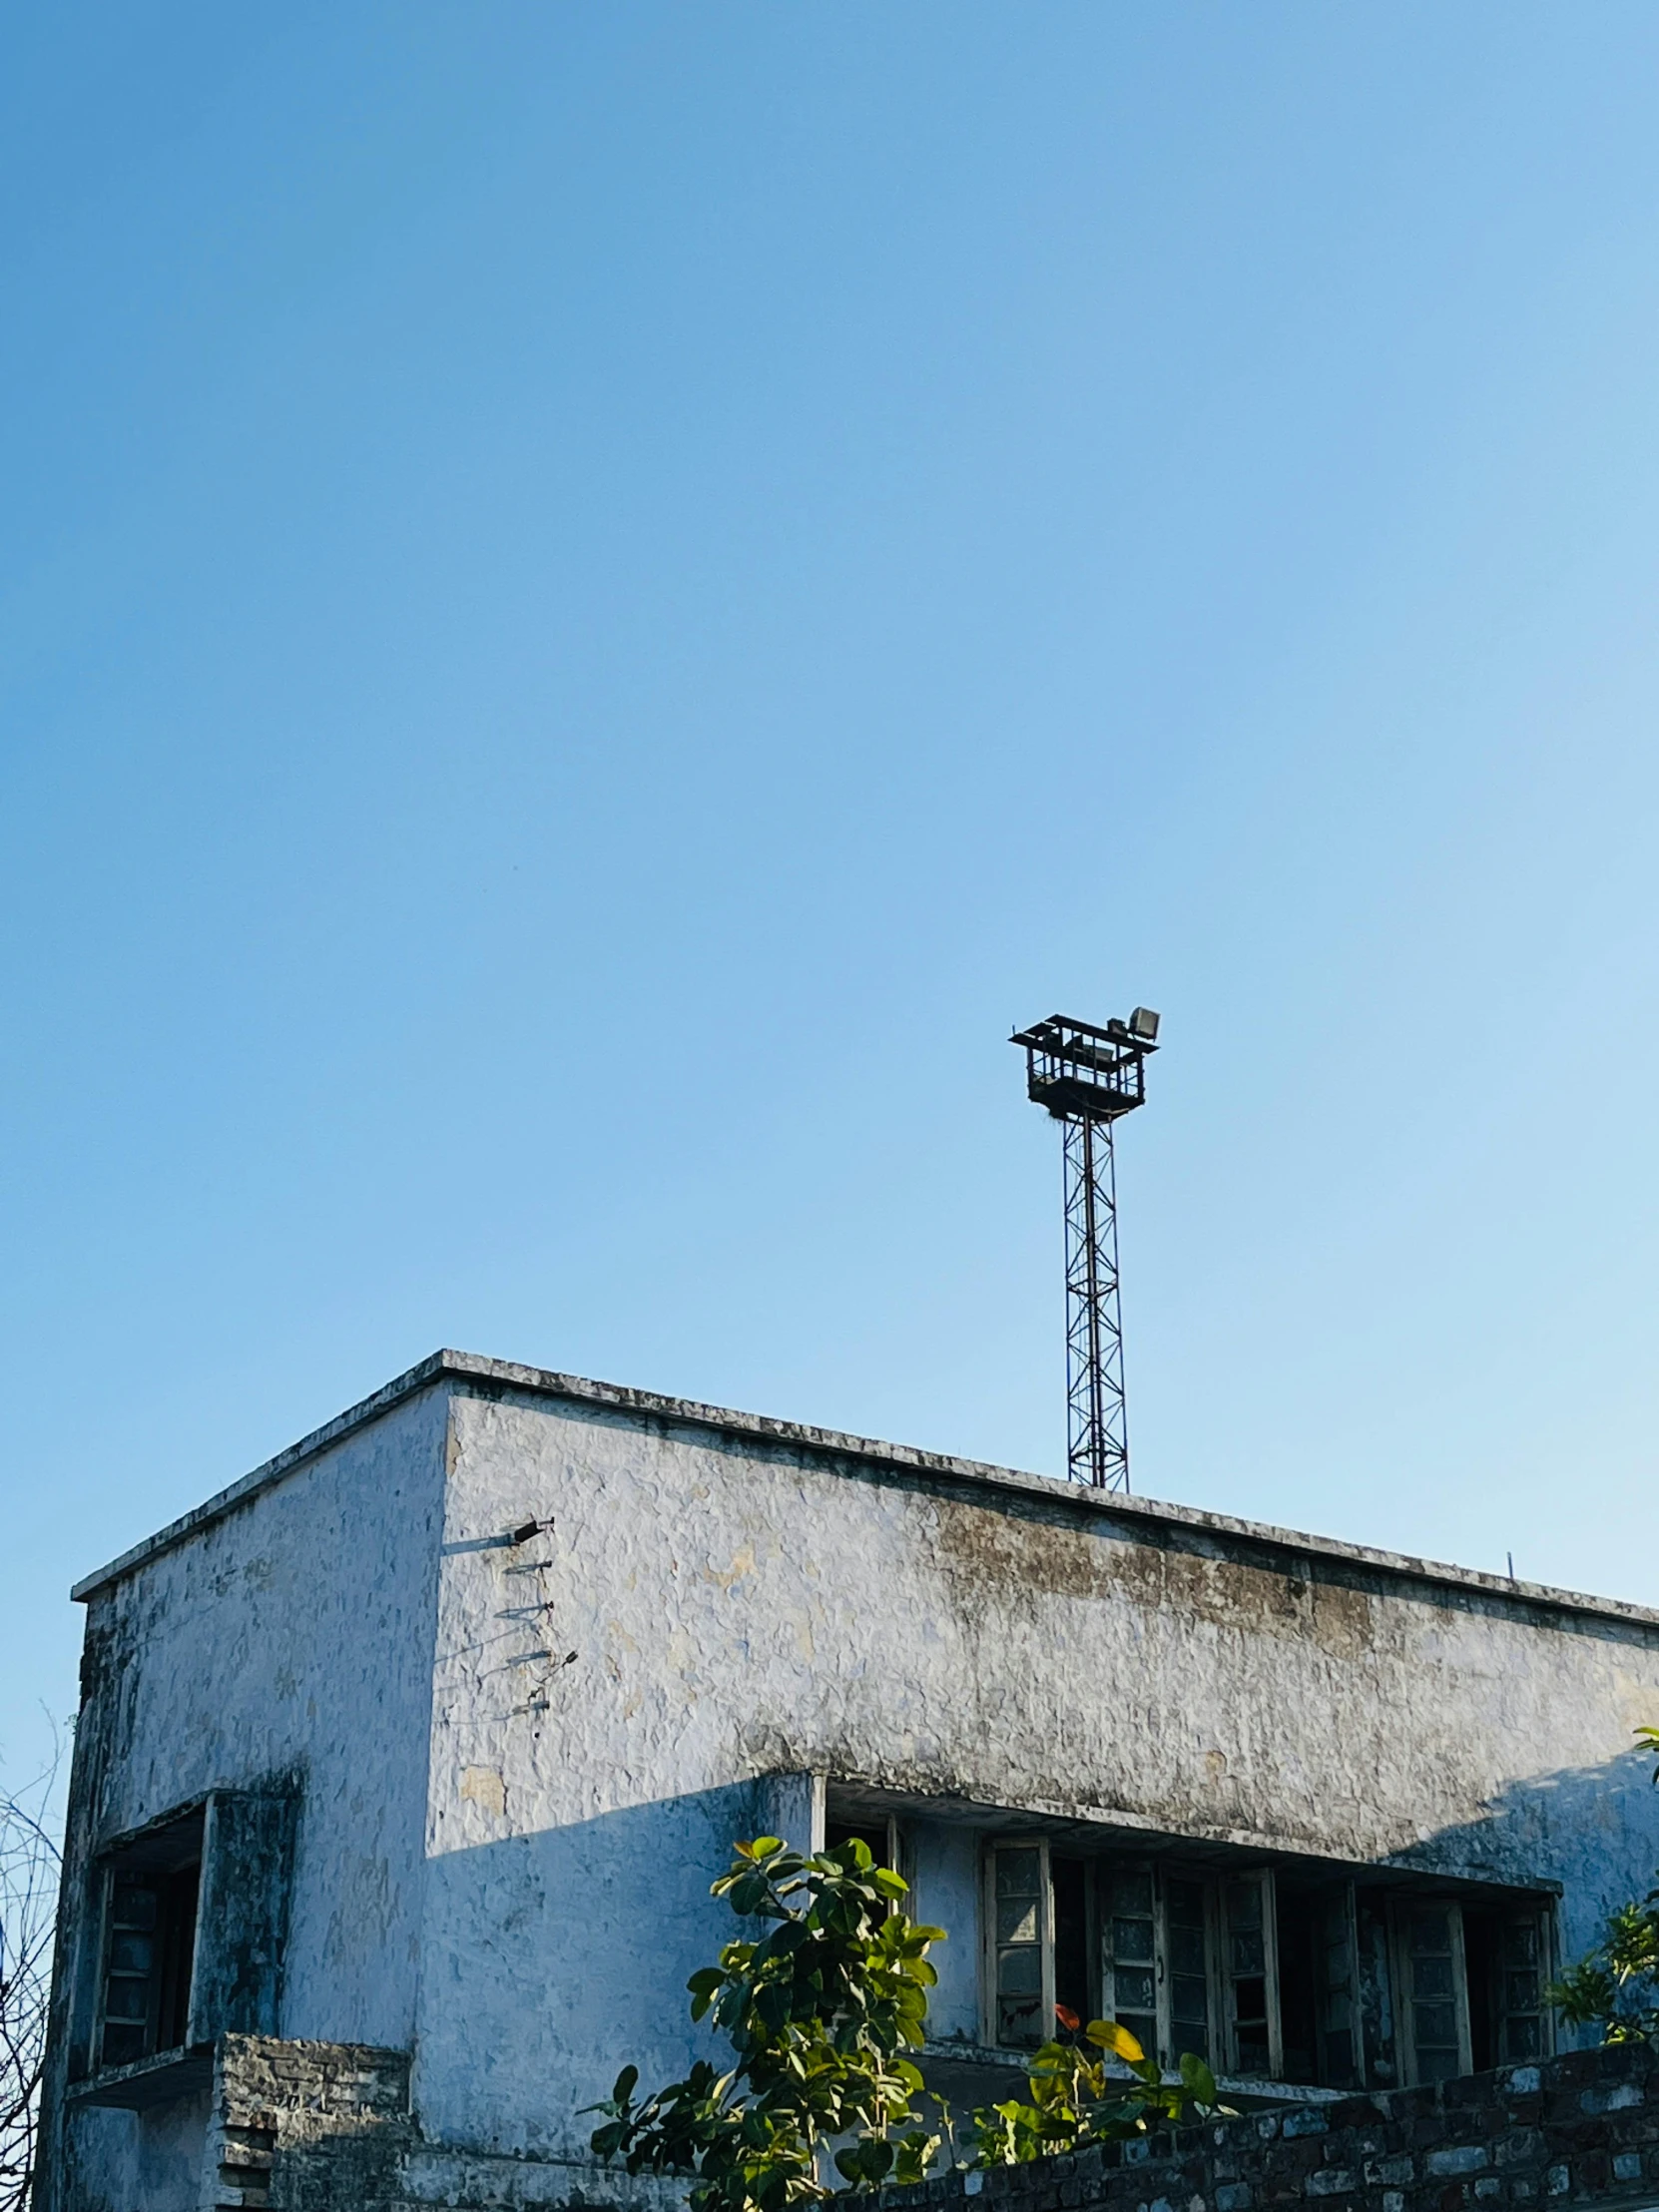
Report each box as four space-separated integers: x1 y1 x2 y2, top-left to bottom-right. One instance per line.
0 1734 64 2212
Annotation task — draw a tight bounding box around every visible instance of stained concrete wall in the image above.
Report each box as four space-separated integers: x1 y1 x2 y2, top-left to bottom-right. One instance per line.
42 1382 451 2212
411 1377 1659 2176
39 1353 1659 2211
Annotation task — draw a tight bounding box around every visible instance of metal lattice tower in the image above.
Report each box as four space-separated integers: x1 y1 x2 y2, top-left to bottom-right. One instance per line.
1011 1009 1160 1490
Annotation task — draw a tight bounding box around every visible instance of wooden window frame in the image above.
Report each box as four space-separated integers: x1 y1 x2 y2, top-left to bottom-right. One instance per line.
1387 1898 1473 2086
983 1838 1055 2051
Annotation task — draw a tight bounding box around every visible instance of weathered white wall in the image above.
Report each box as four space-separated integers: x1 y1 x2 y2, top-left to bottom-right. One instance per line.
45 1358 1659 2211
54 1384 451 2211
53 2092 208 2212
412 1385 1659 2172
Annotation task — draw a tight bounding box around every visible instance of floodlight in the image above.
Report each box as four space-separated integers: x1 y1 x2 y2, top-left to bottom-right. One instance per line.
1011 1005 1161 1492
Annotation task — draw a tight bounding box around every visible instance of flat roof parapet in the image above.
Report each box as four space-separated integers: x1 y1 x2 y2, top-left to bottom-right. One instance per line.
68 1350 1659 1636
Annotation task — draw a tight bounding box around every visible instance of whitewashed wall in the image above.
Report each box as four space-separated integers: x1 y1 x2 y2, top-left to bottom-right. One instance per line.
42 1357 1659 2211
51 1383 450 2211
413 1382 1659 2173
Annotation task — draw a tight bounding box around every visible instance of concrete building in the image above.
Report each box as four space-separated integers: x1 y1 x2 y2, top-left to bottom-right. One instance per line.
36 1350 1659 2211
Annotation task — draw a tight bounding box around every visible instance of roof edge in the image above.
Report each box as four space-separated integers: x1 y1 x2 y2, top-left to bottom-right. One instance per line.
70 1349 1659 1635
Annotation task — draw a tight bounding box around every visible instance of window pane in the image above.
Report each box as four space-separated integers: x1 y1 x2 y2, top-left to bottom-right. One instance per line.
109 1934 154 1975
1230 1929 1264 1974
1172 1976 1210 2041
1410 1910 1450 1953
101 2023 146 2068
1110 1872 1154 1917
1503 1923 1539 1968
992 1848 1045 2049
1115 1967 1156 2012
1170 1924 1206 1976
1413 2001 1457 2046
996 1851 1041 1899
998 1945 1042 1995
1227 1883 1263 1932
1413 1955 1453 1998
997 1898 1039 1944
1112 1917 1155 1963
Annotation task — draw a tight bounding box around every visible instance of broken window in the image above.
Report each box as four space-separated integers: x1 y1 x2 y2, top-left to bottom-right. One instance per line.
95 1810 204 2072
1100 1863 1158 2056
1461 1903 1551 2069
1277 1879 1362 2089
988 1843 1050 2048
78 1787 298 2084
826 1817 899 1871
1098 1862 1280 2075
980 1834 1553 2091
1221 1873 1279 2076
1391 1902 1470 2083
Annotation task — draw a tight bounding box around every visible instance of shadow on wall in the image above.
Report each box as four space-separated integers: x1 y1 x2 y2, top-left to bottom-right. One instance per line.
413 1779 812 2161
404 1750 1659 2164
1384 1744 1659 1962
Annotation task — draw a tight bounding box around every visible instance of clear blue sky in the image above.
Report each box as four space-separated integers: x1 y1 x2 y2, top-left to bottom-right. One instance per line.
6 5 1659 1786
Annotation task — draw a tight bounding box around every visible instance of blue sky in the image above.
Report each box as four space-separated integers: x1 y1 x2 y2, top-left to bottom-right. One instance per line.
6 4 1659 1785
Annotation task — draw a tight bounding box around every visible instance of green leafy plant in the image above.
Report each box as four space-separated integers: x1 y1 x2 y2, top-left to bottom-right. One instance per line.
1548 1727 1659 2044
586 1836 946 2212
588 1837 1232 2209
971 2011 1227 2166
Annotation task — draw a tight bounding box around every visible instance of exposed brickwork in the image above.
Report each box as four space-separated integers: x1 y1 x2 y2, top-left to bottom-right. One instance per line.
869 2046 1659 2212
201 2034 414 2211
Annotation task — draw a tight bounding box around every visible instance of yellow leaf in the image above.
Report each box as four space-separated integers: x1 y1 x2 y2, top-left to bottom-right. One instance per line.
1086 2018 1145 2063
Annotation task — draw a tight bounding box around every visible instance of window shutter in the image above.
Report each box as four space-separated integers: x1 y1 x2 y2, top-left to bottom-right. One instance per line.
1389 1900 1471 2084
1314 1883 1362 2088
1492 1907 1551 2062
1221 1871 1281 2078
1100 1863 1159 2062
187 1791 297 2042
987 1843 1051 2048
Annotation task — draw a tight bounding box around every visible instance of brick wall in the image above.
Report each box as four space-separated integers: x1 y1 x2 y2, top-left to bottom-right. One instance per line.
871 2046 1659 2212
202 2034 413 2211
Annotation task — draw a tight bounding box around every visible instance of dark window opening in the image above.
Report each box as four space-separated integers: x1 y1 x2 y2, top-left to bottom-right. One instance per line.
1224 1878 1272 2075
1356 1887 1397 2087
1275 1887 1322 2085
826 1821 890 1869
1464 1907 1499 2072
1165 1876 1210 2065
96 1811 203 2072
1463 1905 1547 2068
1051 1855 1090 2026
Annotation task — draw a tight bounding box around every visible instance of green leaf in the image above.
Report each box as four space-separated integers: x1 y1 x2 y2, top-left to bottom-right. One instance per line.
1179 2052 1217 2105
613 2064 640 2104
